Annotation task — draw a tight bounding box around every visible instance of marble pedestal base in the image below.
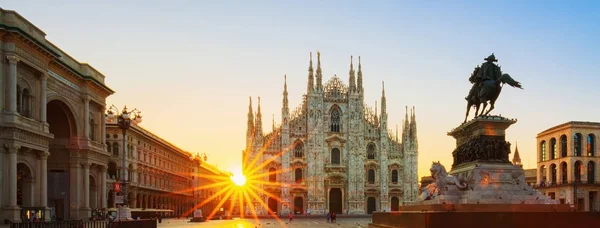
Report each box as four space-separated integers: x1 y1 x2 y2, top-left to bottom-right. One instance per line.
116 206 131 221
1 206 22 223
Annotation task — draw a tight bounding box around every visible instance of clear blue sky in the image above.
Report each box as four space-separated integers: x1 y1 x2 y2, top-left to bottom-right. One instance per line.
4 0 599 177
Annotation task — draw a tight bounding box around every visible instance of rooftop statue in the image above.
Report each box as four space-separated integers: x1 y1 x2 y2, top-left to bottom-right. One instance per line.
464 54 523 123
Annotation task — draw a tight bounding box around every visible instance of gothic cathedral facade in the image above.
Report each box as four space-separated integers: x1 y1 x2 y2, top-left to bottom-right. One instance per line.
242 53 418 215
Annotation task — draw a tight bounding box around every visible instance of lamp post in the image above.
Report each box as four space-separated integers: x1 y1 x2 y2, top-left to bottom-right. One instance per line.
106 105 142 209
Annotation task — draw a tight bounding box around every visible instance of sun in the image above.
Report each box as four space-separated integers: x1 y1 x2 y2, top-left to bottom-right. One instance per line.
230 172 247 186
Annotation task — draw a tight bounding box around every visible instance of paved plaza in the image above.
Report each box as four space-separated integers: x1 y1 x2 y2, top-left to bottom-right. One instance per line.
157 217 372 228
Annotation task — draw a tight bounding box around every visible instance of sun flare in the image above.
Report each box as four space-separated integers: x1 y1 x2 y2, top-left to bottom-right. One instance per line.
231 173 247 186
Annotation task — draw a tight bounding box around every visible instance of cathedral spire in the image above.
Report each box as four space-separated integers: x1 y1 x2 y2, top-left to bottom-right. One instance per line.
256 97 263 135
349 55 356 92
381 81 386 115
374 101 379 125
283 75 289 115
410 106 418 148
247 96 254 135
402 106 409 142
316 51 323 92
357 56 363 93
396 124 399 142
512 142 522 166
307 53 314 92
272 114 275 131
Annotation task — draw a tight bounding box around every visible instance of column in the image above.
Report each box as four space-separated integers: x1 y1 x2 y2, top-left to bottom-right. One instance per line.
7 144 20 207
40 73 48 122
84 98 90 139
100 166 107 209
39 151 49 208
7 56 19 113
0 41 4 111
82 162 91 209
101 107 106 146
70 160 81 219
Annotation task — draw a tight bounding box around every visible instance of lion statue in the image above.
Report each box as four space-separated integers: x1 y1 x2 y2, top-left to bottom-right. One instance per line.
419 161 467 201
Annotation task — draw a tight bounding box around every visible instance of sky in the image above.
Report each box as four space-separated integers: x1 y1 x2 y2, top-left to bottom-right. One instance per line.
4 0 600 179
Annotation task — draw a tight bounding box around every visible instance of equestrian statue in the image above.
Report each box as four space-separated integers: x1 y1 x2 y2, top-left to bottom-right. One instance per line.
464 54 523 123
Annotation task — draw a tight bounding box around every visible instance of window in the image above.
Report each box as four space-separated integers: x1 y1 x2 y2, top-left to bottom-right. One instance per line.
367 143 376 160
561 162 567 184
391 170 398 183
331 148 341 165
574 133 582 156
107 142 112 153
550 138 556 160
89 117 96 141
574 161 582 182
269 168 276 182
20 88 31 117
588 161 596 183
112 143 119 156
294 141 304 158
295 168 303 183
330 108 340 132
587 134 595 156
368 169 375 184
560 135 567 157
540 141 547 161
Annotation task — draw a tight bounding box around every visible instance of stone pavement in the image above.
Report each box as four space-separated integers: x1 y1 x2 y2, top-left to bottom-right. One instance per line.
158 217 372 228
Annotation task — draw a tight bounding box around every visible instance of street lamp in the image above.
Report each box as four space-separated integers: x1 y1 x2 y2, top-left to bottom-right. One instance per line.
106 105 142 209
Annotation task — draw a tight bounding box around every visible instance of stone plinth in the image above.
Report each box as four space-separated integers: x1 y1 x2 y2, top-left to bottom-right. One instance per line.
116 206 132 220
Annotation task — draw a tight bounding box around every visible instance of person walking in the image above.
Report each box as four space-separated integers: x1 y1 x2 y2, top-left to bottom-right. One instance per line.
288 212 293 223
331 212 336 223
326 212 331 223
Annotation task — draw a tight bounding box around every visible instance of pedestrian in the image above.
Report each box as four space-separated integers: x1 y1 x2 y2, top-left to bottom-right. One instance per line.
288 212 293 223
326 212 331 223
332 212 336 223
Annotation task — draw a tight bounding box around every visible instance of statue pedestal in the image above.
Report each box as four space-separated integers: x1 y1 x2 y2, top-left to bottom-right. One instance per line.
116 206 131 221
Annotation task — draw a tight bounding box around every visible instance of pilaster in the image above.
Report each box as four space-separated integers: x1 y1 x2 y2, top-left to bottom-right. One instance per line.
40 73 48 123
83 97 90 139
69 160 81 219
99 166 107 209
7 55 19 113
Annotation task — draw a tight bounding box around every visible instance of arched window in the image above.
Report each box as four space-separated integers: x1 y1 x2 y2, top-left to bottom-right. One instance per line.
588 161 596 184
269 167 276 182
294 168 303 183
294 141 304 158
550 164 557 184
574 133 582 156
112 143 119 156
330 108 340 132
560 135 567 157
21 88 31 117
107 142 112 153
331 148 341 165
89 117 96 141
587 134 595 156
560 162 567 184
391 170 398 183
574 161 582 182
367 143 376 160
367 169 375 184
550 138 556 160
540 141 547 161
17 85 22 114
540 165 547 185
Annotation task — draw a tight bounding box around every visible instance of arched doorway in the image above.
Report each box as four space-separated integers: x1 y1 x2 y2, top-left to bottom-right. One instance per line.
17 163 34 207
329 188 342 214
268 197 278 215
89 175 97 209
293 197 303 215
367 197 377 214
47 99 77 220
391 197 400 211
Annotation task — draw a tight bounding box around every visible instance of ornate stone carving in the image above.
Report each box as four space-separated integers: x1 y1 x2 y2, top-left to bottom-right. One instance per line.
6 55 20 64
452 135 511 167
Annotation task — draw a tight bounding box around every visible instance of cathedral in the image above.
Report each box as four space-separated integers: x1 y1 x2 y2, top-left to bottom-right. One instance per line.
242 52 418 215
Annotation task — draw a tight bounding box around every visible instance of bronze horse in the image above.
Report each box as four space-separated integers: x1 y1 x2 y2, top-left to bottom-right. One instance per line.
464 69 523 123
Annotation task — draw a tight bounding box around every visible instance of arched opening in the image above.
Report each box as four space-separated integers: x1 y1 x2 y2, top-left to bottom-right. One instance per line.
90 175 97 209
331 148 341 165
575 161 583 182
367 143 376 160
17 163 34 207
295 168 303 183
588 161 596 184
574 133 582 156
368 169 375 184
128 164 134 182
539 165 547 185
367 197 377 214
89 115 96 141
391 170 398 183
268 197 278 215
108 190 115 208
268 167 276 182
294 141 304 158
561 162 568 184
391 196 400 211
540 141 547 161
293 197 303 215
108 162 118 180
329 188 343 214
20 88 31 117
550 138 556 160
587 134 596 156
330 107 341 132
112 143 119 156
550 164 557 184
560 135 567 157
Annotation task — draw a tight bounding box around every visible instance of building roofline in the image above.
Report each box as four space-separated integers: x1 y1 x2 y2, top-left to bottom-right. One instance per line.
537 121 600 136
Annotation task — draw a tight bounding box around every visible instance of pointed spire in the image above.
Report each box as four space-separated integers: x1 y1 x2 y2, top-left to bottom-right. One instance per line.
349 55 356 92
402 106 409 142
410 106 418 147
396 124 399 142
247 96 254 134
307 53 314 92
282 75 289 115
256 97 263 134
316 51 323 92
381 81 386 115
272 114 275 131
512 142 522 166
357 56 363 93
374 101 379 126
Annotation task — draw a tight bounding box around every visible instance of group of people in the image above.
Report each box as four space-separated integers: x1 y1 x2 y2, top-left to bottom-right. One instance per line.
286 210 338 223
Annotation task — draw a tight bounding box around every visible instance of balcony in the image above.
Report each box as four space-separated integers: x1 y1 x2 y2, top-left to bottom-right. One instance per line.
325 163 345 173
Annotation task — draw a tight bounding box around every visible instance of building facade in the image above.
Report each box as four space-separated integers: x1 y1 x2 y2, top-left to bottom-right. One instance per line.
536 121 600 211
243 53 419 215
